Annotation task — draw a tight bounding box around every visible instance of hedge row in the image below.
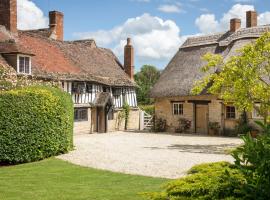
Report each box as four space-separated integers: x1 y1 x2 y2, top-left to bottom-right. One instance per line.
0 85 74 164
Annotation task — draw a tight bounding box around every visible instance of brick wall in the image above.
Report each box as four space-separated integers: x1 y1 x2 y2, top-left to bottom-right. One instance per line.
0 0 17 33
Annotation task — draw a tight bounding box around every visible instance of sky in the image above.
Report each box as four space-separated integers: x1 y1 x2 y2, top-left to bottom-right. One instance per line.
17 0 270 71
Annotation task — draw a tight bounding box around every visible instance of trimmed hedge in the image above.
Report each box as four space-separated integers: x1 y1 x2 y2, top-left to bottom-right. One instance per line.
144 162 247 200
0 85 74 164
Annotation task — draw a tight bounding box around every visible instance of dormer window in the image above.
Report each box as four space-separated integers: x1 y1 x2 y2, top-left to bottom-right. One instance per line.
17 55 31 74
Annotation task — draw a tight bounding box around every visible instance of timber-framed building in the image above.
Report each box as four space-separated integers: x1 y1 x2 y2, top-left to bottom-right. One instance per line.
0 0 140 133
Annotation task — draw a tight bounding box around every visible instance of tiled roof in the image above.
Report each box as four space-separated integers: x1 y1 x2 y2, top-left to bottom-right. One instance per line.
0 26 135 87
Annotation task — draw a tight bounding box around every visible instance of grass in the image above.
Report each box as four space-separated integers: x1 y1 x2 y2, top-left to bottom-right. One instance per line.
0 158 167 200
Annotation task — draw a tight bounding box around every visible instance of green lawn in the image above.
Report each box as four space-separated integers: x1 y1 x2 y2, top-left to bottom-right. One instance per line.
0 158 167 200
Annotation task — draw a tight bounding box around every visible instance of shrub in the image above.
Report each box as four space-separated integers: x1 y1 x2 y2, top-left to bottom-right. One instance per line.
153 117 167 132
139 104 155 116
209 122 221 135
235 111 252 135
232 121 270 200
175 118 191 133
143 162 247 200
0 85 74 164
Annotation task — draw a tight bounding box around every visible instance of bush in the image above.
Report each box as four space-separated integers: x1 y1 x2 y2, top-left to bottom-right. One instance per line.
143 162 247 200
232 121 270 200
153 117 167 132
0 85 74 164
235 112 252 135
175 118 191 133
139 104 155 116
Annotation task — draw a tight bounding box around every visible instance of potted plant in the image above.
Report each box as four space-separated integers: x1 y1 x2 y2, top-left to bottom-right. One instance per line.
175 118 191 133
208 122 220 136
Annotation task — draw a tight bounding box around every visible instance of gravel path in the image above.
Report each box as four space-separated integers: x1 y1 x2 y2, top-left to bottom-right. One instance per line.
58 132 243 179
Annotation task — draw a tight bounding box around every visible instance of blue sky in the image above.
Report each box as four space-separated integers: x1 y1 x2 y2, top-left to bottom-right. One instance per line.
18 0 270 71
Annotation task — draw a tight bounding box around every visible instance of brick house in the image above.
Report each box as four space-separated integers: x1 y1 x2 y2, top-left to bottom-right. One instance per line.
150 11 269 135
0 0 140 133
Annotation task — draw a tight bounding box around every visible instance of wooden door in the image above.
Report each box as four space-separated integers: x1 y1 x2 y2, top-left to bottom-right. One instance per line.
196 105 208 134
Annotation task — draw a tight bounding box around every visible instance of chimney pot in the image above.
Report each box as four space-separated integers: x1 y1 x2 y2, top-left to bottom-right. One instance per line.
0 0 17 33
230 18 241 32
246 10 257 28
127 38 131 45
49 11 64 41
124 38 134 81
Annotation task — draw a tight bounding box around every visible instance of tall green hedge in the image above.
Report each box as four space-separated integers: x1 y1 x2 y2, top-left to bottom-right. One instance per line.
0 85 74 164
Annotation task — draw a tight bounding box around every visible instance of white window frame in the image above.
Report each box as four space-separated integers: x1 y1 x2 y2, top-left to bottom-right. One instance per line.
173 102 184 115
17 55 31 75
252 104 263 119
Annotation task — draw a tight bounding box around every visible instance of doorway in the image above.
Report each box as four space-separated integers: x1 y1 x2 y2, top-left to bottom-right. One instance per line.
195 104 209 134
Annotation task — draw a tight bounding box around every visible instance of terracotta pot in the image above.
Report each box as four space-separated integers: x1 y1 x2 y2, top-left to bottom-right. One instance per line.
209 129 215 136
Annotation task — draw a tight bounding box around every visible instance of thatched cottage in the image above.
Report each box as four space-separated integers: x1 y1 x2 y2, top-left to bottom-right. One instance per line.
151 11 269 134
0 0 140 133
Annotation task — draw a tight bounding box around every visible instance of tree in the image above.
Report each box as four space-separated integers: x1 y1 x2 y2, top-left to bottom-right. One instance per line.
192 32 270 122
134 65 160 105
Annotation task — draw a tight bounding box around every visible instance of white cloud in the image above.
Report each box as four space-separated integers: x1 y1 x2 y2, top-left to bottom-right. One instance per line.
158 4 183 13
74 13 188 63
196 4 255 33
195 4 270 34
17 0 48 30
258 12 270 25
195 14 219 33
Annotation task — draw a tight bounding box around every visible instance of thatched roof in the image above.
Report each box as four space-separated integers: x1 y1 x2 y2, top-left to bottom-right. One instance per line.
0 26 135 87
150 25 270 98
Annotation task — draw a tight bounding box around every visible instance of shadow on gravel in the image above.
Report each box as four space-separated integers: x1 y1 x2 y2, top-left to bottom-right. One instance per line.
144 144 238 154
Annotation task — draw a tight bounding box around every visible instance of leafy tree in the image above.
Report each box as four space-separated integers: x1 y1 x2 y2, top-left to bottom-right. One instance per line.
135 65 160 105
192 32 270 122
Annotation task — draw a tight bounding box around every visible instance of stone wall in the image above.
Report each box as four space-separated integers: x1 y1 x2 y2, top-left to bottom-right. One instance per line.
107 108 141 132
74 107 92 134
154 95 243 133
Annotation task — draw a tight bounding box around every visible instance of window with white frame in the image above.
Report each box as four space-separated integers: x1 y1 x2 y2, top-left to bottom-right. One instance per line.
226 106 236 119
252 104 262 119
18 56 31 74
173 102 184 115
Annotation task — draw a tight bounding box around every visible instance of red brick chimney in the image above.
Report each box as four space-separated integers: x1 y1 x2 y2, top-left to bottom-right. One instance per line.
230 18 241 32
0 0 17 33
246 11 257 28
49 11 64 41
124 38 134 81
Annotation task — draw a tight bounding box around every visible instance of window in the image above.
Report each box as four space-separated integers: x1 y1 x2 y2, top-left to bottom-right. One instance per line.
108 108 114 120
18 56 30 74
72 82 86 93
86 84 93 93
226 106 236 119
74 108 88 121
252 104 262 119
173 103 183 115
112 88 121 97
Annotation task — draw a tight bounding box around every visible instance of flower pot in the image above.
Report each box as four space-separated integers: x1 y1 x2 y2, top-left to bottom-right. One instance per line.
209 129 215 136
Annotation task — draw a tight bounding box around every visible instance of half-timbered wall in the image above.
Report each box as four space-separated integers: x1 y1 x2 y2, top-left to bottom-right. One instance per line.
62 81 137 108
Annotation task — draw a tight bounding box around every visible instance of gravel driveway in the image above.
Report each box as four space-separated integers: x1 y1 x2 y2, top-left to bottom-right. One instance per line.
58 132 242 179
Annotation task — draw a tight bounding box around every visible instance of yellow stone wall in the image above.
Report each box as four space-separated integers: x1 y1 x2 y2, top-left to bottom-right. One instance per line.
154 95 248 133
